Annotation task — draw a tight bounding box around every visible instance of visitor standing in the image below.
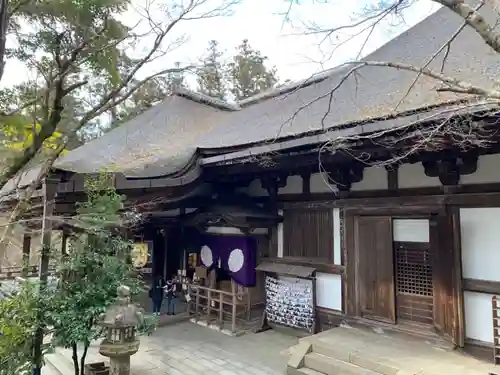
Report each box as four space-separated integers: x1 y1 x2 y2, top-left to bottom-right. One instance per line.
164 276 178 315
149 276 166 315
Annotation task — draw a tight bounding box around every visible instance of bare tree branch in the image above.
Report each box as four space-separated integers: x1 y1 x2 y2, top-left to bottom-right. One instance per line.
434 0 500 54
393 1 484 110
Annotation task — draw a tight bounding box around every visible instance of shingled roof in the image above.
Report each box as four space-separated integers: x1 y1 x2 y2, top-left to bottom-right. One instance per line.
4 3 500 192
55 94 233 178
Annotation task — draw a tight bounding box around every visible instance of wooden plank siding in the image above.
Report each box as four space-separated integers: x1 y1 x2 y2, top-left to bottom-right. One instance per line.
282 209 334 262
355 216 396 324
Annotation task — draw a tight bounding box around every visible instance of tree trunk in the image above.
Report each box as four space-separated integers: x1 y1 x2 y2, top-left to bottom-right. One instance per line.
0 0 8 83
71 343 79 375
79 341 89 375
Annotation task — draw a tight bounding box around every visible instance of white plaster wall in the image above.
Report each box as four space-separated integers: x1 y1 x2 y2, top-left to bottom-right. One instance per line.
460 208 500 343
315 209 342 310
333 208 342 265
398 163 440 188
461 154 500 185
316 273 342 311
351 167 387 191
393 219 430 243
279 175 302 194
464 291 497 343
460 208 500 281
310 172 334 193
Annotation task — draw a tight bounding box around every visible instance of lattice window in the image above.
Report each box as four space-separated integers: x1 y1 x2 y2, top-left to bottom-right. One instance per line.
395 244 433 296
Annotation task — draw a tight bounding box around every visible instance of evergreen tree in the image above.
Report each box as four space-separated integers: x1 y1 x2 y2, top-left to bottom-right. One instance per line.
228 39 278 100
197 40 226 100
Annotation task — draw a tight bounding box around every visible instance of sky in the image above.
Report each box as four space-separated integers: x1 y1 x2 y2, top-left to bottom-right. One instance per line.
1 0 441 89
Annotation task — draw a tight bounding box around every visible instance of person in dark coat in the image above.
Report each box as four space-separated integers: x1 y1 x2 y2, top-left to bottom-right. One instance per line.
164 275 178 315
149 276 166 315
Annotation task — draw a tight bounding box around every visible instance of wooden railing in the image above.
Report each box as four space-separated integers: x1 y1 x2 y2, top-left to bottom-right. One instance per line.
0 265 55 280
187 284 251 334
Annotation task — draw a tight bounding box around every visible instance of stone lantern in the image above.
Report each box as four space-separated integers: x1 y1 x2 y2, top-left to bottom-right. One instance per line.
97 285 144 375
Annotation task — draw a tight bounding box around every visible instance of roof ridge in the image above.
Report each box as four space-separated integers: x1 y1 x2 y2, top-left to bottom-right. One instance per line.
238 66 349 107
173 87 241 111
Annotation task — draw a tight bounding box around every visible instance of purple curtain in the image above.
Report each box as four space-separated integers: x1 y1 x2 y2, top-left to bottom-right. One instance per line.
200 234 257 287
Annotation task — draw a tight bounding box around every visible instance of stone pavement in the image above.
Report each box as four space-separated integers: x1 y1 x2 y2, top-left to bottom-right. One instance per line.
49 321 298 375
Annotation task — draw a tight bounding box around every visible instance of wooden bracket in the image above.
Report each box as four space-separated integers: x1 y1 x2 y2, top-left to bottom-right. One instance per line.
422 153 478 187
457 153 479 175
325 164 364 194
260 174 288 198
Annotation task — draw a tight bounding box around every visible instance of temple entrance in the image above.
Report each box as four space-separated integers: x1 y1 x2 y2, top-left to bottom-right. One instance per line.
352 213 462 345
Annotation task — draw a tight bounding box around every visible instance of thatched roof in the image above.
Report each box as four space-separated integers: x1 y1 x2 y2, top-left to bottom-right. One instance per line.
3 4 500 193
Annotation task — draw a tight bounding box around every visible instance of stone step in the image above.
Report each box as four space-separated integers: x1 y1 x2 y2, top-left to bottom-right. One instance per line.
311 341 351 362
304 352 380 375
309 342 399 375
297 368 325 375
43 357 63 375
287 366 326 375
45 351 75 375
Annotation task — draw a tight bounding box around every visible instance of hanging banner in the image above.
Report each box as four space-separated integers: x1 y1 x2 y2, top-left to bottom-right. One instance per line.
131 242 152 273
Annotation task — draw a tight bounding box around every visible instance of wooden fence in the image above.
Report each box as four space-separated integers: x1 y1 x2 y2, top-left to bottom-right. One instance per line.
187 284 251 334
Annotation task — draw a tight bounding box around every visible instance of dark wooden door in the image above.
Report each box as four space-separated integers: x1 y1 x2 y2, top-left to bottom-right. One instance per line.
429 209 464 347
356 216 396 324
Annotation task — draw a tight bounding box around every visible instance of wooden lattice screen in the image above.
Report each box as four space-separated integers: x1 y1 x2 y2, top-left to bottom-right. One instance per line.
395 242 433 325
492 296 500 364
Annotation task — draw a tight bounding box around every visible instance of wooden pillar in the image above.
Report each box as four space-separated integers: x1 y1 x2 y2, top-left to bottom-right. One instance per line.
231 281 237 333
163 229 168 279
33 176 58 375
386 165 399 192
21 233 31 277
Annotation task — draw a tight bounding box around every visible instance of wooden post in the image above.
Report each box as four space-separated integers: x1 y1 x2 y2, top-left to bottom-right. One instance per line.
246 289 251 322
231 282 237 333
219 292 224 328
195 287 200 322
207 289 212 323
33 176 58 375
21 233 31 277
186 284 191 314
163 229 168 279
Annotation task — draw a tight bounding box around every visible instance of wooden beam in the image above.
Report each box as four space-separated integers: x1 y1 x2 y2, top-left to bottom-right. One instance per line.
265 257 345 275
463 278 500 294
